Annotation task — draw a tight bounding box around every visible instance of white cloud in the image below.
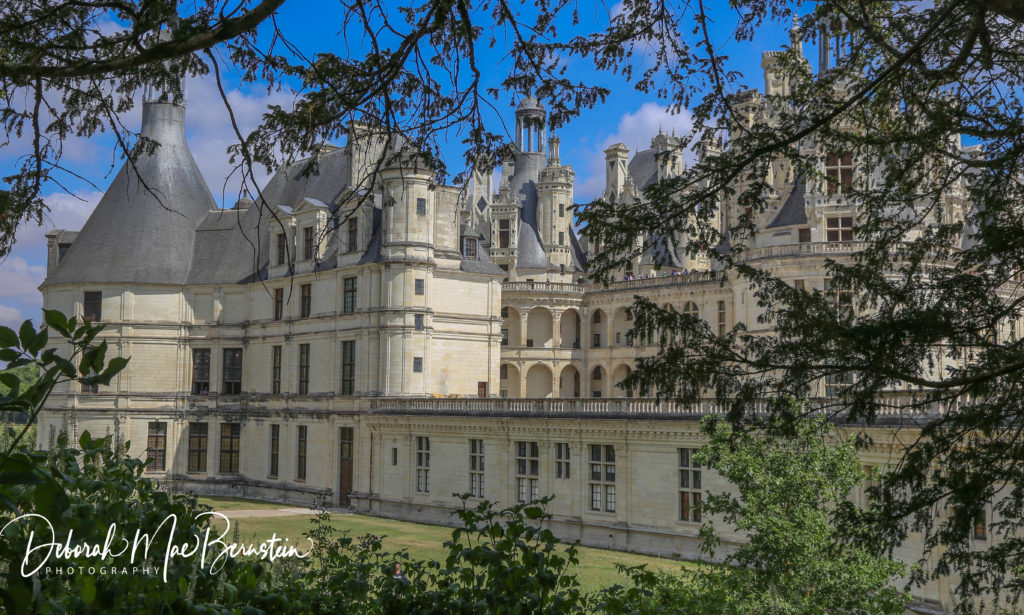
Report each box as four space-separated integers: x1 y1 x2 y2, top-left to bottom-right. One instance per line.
0 305 22 329
573 102 694 201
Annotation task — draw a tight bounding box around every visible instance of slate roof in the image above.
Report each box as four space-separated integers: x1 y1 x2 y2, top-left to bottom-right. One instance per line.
508 150 551 270
44 101 216 286
627 149 659 190
766 175 808 228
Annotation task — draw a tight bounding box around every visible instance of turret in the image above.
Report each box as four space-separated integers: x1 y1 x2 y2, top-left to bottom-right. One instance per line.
604 143 629 201
515 96 546 154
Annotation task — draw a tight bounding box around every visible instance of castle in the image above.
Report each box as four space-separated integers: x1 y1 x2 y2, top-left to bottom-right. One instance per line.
36 29 978 613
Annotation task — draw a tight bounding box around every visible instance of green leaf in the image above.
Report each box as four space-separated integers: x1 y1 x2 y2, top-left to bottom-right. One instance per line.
0 326 18 348
42 309 68 335
26 328 47 357
17 320 35 349
0 348 18 362
80 575 96 604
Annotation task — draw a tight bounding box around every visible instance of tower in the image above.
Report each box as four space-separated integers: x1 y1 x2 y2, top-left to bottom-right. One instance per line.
537 134 576 280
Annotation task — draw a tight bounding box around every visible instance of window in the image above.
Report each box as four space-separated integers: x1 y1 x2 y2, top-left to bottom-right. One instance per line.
559 203 565 218
347 218 358 253
187 422 207 473
296 425 307 481
679 448 702 522
223 348 242 394
825 371 854 398
416 197 427 216
798 227 811 243
415 279 425 296
83 291 102 322
415 314 424 330
501 329 509 346
416 436 430 493
271 346 282 394
825 153 853 194
501 306 509 318
303 227 315 260
463 237 478 259
826 278 854 320
298 343 311 394
794 279 806 291
974 509 987 541
340 427 354 460
515 441 540 503
413 357 423 373
499 219 510 248
559 231 565 246
500 364 508 379
592 333 601 348
391 447 398 466
146 422 166 471
269 424 280 478
343 277 357 313
276 233 287 265
192 349 210 395
341 341 355 395
300 284 311 318
273 288 284 320
717 301 727 337
593 311 601 323
469 439 485 497
826 217 854 242
555 443 570 479
219 423 240 473
589 444 616 512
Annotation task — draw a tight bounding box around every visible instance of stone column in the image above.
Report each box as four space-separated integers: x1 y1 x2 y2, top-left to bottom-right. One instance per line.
552 310 562 348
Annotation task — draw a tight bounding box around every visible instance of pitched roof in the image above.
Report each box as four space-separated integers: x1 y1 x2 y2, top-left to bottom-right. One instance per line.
766 175 808 228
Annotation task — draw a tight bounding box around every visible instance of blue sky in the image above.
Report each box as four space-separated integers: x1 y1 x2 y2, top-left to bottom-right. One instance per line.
0 1 796 328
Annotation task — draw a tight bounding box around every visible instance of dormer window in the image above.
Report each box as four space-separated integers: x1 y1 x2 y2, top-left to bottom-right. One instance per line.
276 233 287 265
303 227 315 260
499 219 510 248
347 218 358 253
463 237 478 259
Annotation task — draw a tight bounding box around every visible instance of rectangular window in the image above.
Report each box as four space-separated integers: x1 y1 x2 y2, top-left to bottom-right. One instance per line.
559 203 565 218
463 237 478 259
223 348 242 394
825 153 854 195
825 278 854 320
187 422 207 473
825 371 854 398
269 424 280 478
296 425 307 481
192 349 210 395
273 288 284 320
81 380 99 394
717 301 727 337
415 279 425 296
555 443 570 479
146 422 166 471
798 227 811 243
300 284 311 318
469 439 485 497
416 436 430 493
974 509 987 541
415 314 424 330
298 343 310 395
589 444 616 512
276 233 287 265
347 218 358 253
341 341 356 395
501 306 509 318
340 427 354 459
592 333 601 348
343 277 357 314
515 441 540 503
794 279 805 291
501 328 509 346
559 231 565 246
392 447 398 466
413 357 423 373
499 219 510 248
83 291 102 322
826 216 853 242
271 346 282 394
679 448 702 522
416 197 426 216
499 364 508 379
303 227 315 260
219 423 240 473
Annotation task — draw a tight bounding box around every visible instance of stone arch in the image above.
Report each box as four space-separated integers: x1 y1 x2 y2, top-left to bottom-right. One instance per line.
503 306 521 347
558 364 581 398
560 308 582 349
589 365 606 397
681 300 699 316
500 363 521 398
612 306 633 347
526 307 553 348
525 363 553 398
590 309 607 348
612 364 634 398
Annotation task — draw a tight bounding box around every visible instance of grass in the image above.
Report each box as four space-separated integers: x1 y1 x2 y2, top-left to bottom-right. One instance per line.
198 497 695 593
195 495 299 511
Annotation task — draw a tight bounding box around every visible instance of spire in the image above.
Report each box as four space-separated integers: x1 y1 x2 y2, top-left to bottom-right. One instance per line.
790 14 803 55
548 135 560 165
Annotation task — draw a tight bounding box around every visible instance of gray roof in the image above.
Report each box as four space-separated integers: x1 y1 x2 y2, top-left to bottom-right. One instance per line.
460 248 505 275
508 150 551 270
628 150 659 190
44 101 216 286
766 176 808 228
640 232 682 268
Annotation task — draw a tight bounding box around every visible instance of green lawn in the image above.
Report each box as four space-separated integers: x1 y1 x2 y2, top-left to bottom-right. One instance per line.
197 497 694 593
195 495 300 511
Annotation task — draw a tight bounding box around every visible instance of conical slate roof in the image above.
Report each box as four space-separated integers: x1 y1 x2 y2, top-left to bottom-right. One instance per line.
43 101 216 285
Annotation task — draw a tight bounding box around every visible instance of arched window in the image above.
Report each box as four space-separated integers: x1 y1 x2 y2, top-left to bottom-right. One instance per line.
592 367 603 381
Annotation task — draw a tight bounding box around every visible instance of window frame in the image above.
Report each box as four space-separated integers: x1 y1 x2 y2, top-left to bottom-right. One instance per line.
219 422 241 473
146 422 167 472
222 348 243 395
83 291 102 322
343 277 357 314
296 425 308 481
341 340 356 395
515 441 540 503
415 436 430 493
678 448 702 523
187 422 208 473
298 343 310 395
469 438 485 498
